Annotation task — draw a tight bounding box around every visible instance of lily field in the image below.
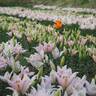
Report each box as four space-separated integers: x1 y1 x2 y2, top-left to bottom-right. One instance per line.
0 5 96 96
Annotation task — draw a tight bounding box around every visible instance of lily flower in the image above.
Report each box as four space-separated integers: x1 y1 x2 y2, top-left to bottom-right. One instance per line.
66 75 86 95
54 19 63 29
70 89 86 96
41 76 52 89
20 66 34 77
85 79 96 96
67 40 74 47
57 35 64 43
13 43 26 54
35 44 44 53
35 42 54 53
78 37 88 46
7 24 22 38
56 65 78 89
52 47 63 59
0 72 35 94
26 52 44 69
7 56 22 72
43 42 54 53
28 76 55 96
3 39 14 56
2 39 26 56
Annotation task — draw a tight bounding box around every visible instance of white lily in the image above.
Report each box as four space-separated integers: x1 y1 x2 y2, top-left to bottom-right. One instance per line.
52 47 63 59
7 56 21 72
26 51 44 69
2 39 26 57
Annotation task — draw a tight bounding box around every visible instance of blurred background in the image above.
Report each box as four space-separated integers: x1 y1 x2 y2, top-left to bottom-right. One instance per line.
0 0 96 8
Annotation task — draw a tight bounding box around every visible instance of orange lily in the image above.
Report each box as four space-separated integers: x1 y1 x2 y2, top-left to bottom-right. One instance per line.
54 19 63 29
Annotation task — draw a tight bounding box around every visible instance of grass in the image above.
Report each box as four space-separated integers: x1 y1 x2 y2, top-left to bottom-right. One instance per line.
0 0 96 8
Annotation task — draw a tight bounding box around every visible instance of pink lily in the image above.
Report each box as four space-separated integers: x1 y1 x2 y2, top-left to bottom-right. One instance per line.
56 65 78 89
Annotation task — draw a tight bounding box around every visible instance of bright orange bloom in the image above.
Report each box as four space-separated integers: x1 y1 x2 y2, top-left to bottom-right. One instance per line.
54 19 63 29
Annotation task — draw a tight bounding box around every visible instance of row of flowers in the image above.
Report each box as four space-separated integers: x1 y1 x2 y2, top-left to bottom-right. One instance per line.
33 5 96 14
0 7 96 30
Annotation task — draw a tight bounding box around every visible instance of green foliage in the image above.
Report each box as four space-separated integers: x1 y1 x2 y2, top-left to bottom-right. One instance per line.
0 0 96 8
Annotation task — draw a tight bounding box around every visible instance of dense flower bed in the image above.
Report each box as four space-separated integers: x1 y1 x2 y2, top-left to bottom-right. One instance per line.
0 7 96 29
0 7 96 96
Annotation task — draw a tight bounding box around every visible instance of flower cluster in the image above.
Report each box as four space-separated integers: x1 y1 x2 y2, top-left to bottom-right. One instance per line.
26 42 63 69
0 39 26 71
0 38 95 96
